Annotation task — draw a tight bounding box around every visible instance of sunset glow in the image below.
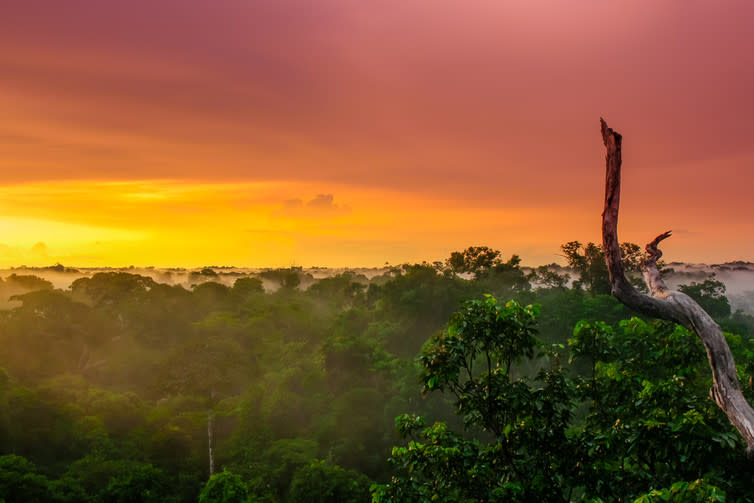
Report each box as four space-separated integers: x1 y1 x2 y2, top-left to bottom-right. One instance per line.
1 1 753 267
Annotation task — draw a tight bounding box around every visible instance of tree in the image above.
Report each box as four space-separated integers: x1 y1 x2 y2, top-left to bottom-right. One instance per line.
444 246 523 283
373 296 576 502
192 281 232 315
156 329 253 476
3 274 53 292
378 263 472 358
0 455 52 503
561 241 643 295
98 462 174 503
528 264 569 290
568 318 749 500
376 292 754 501
199 470 249 503
287 460 371 503
232 277 265 300
3 290 112 377
600 118 754 456
259 269 301 290
70 272 155 306
679 278 731 320
446 246 500 278
306 273 368 308
634 480 726 502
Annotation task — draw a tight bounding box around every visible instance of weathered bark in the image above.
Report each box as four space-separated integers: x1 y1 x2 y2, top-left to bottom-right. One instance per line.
600 118 754 458
208 409 215 476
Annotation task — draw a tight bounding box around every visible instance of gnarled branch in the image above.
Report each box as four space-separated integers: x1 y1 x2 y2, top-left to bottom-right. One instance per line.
600 118 754 458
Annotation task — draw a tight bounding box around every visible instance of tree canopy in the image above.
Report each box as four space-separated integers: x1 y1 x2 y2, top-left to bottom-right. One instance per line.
0 246 752 502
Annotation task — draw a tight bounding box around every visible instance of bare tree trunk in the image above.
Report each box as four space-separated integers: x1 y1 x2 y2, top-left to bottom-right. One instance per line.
208 408 215 476
600 118 754 458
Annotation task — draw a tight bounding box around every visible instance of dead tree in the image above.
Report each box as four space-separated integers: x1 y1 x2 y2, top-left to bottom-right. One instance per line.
600 118 754 458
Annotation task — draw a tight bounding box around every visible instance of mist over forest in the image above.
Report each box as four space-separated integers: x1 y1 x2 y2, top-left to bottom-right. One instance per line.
4 258 754 312
2 243 754 502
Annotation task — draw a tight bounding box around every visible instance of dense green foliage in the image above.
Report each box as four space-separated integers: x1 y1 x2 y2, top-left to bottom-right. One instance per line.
198 471 249 503
374 295 754 501
0 246 753 502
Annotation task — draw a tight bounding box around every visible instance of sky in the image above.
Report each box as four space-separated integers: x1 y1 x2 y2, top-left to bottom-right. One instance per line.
1 0 753 267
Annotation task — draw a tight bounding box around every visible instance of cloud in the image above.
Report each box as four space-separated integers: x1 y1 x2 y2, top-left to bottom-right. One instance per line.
282 198 303 209
31 241 49 255
273 194 351 219
306 194 337 209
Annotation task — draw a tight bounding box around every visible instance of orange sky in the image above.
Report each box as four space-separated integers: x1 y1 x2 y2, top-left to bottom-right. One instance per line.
1 1 753 267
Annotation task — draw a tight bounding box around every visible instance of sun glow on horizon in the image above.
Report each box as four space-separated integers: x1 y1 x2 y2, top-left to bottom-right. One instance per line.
0 179 595 269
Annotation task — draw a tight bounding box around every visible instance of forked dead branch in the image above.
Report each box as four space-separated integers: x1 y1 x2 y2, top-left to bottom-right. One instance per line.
600 118 754 458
